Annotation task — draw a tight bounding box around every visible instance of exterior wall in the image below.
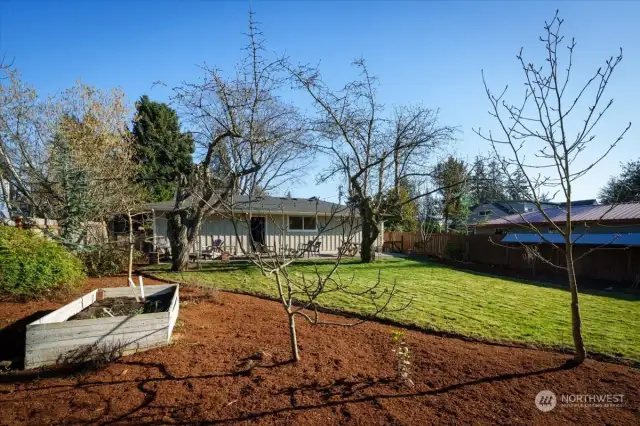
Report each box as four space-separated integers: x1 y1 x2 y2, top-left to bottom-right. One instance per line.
468 202 506 225
468 201 538 225
153 212 385 254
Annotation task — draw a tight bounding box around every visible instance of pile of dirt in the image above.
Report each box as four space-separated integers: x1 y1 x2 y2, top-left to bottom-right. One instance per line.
69 293 171 320
0 277 637 425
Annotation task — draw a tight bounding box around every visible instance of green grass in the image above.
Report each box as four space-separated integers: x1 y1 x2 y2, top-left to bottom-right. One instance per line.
144 258 640 361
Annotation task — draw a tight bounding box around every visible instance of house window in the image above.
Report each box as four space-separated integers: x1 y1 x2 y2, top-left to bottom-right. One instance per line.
494 228 507 235
288 216 317 231
479 210 493 216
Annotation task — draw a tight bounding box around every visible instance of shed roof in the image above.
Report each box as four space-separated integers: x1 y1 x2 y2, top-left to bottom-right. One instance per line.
501 232 640 246
480 203 640 227
147 195 352 216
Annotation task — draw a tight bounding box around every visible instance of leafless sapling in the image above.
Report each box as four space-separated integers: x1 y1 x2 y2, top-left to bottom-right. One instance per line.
475 11 631 364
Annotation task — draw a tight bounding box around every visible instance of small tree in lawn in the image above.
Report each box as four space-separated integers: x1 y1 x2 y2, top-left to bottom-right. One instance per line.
475 11 631 364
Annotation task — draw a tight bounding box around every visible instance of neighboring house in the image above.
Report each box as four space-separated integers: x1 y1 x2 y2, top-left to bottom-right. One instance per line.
146 195 383 255
475 202 640 247
468 199 598 230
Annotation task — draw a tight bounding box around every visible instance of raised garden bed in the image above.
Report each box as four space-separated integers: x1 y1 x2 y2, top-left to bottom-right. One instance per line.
24 284 179 370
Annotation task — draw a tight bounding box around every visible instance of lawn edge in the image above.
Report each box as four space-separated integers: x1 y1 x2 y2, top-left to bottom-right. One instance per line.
139 270 639 368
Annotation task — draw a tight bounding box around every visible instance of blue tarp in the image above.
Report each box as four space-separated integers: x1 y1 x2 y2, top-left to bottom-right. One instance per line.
501 233 640 246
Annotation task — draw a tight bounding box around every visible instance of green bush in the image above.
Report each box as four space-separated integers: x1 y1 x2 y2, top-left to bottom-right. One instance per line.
444 240 465 261
0 226 86 298
80 244 145 277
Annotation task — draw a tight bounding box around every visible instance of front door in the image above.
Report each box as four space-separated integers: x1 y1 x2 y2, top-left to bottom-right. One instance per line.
250 217 265 250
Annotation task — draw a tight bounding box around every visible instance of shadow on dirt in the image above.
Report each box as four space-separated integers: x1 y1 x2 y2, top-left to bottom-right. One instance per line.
0 310 53 370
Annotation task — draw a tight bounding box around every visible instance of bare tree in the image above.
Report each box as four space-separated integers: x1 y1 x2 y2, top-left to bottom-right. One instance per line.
166 12 313 271
217 196 412 362
475 11 631 364
0 66 137 248
290 60 458 262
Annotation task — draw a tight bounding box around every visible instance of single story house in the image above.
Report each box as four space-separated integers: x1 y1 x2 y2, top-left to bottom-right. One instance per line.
146 195 384 255
476 202 640 247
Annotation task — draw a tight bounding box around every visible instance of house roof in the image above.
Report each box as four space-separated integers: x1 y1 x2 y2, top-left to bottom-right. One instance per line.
471 199 595 215
480 203 640 228
147 195 352 216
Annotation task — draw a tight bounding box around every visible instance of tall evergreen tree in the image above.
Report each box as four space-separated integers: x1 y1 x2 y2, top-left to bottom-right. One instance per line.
469 156 509 203
132 96 194 202
433 156 470 231
382 178 419 232
506 168 530 200
49 129 94 250
599 159 640 203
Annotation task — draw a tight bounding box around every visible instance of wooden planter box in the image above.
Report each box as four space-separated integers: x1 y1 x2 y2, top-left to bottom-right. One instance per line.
25 284 179 370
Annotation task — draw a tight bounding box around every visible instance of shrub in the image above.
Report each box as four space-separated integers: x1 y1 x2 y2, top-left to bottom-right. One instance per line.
80 244 145 277
445 240 465 261
0 226 85 298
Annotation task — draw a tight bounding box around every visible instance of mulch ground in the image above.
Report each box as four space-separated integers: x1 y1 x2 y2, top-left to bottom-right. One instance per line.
0 276 638 425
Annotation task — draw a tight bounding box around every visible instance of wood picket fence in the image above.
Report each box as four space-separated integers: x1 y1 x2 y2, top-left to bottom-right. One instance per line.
383 231 640 286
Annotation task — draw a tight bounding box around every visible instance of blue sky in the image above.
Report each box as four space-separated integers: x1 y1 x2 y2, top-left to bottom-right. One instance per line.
1 1 637 202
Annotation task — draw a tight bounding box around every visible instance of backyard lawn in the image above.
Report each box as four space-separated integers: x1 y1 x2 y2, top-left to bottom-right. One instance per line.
143 257 640 361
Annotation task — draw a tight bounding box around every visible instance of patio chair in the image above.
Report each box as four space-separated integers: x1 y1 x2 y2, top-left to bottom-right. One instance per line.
292 242 307 258
311 240 321 256
156 237 171 259
254 242 277 257
304 240 321 257
201 239 225 260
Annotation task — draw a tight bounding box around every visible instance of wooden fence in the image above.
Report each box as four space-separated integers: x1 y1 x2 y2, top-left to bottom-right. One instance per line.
383 231 640 286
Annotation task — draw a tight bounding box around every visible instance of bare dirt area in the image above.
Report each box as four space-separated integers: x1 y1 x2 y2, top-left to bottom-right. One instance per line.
0 277 638 425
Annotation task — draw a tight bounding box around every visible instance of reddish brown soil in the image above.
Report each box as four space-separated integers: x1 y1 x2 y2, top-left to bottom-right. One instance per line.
0 276 638 425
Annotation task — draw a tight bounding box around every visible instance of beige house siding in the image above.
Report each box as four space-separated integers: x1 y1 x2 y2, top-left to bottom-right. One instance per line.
154 213 384 254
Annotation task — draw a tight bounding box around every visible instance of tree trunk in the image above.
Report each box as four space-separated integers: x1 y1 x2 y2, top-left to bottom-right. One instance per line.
127 211 134 282
566 247 586 364
168 213 191 272
288 313 300 362
359 204 380 263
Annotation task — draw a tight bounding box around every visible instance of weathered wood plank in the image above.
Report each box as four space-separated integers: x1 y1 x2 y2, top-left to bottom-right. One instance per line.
102 284 176 298
26 327 168 351
24 284 179 370
27 312 169 331
167 285 180 342
30 290 98 325
25 335 168 369
25 341 168 370
26 319 169 345
26 333 168 361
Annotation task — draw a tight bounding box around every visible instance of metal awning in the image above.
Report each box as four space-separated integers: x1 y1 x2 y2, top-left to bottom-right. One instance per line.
501 233 640 246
